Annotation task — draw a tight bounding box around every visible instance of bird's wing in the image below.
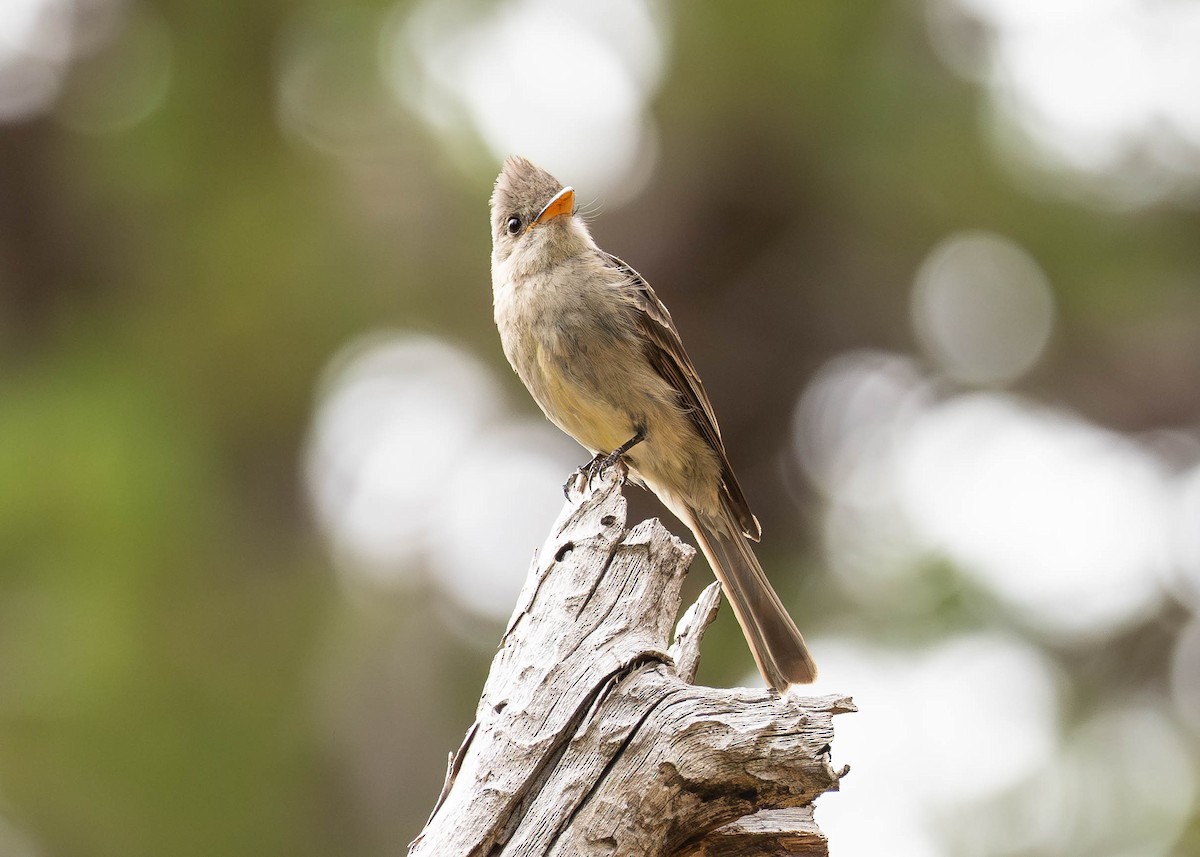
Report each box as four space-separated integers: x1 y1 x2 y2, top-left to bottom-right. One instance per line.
603 252 762 540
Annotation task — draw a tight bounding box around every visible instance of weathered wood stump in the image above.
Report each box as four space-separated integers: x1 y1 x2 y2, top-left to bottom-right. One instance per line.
409 467 852 856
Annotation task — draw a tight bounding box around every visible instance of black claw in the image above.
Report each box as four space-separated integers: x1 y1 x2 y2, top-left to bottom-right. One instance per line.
580 453 605 484
563 461 593 498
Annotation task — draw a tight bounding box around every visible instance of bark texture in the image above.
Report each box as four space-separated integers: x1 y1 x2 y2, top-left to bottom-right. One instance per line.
409 468 852 857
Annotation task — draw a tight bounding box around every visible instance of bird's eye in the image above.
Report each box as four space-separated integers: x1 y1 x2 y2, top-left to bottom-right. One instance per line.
506 216 521 235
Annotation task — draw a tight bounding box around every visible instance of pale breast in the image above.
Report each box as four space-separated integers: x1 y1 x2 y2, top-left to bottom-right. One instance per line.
495 261 644 450
492 251 722 509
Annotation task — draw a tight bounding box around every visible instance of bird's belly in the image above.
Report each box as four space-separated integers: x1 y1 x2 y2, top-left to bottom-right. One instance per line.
522 337 722 509
526 338 635 454
496 291 721 507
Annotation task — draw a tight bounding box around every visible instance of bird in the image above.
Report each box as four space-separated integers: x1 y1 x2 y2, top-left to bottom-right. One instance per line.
489 156 816 690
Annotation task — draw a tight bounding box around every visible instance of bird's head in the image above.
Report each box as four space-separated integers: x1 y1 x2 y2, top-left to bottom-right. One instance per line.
490 156 592 273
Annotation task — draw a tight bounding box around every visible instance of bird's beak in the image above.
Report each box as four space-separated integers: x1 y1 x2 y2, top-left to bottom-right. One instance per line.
531 186 575 229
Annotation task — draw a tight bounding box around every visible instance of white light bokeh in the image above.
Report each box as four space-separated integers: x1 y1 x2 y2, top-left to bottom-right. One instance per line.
427 421 579 618
0 0 155 125
305 331 585 621
1173 461 1200 612
945 702 1195 857
1050 704 1195 856
812 633 1059 857
305 332 506 587
0 0 74 119
384 0 669 202
896 393 1170 639
912 231 1055 386
793 350 932 505
927 0 1200 207
792 351 934 602
794 352 1176 640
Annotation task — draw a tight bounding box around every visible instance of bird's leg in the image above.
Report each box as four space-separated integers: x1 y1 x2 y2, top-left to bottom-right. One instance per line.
563 427 647 498
598 426 647 472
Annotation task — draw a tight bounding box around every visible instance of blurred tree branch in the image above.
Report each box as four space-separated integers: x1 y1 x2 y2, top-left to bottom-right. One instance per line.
408 468 852 857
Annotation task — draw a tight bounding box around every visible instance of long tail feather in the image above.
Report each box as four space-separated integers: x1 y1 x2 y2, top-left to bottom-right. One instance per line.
686 505 817 689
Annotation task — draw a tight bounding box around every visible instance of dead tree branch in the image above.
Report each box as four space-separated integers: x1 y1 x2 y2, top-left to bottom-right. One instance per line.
409 468 852 856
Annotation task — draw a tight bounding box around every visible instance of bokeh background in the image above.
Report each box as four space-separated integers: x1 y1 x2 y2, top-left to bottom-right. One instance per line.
2 0 1200 854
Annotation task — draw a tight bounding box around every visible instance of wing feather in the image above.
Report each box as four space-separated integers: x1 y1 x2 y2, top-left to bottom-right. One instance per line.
602 252 762 540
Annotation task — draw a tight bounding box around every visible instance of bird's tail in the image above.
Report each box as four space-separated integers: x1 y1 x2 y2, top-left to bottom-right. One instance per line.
686 504 817 690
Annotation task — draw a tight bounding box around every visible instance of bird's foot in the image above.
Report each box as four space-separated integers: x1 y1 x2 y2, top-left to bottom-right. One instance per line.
562 428 645 499
563 451 631 499
562 459 596 498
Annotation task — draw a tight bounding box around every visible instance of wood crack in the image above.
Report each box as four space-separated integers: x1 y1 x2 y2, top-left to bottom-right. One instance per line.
408 469 851 857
